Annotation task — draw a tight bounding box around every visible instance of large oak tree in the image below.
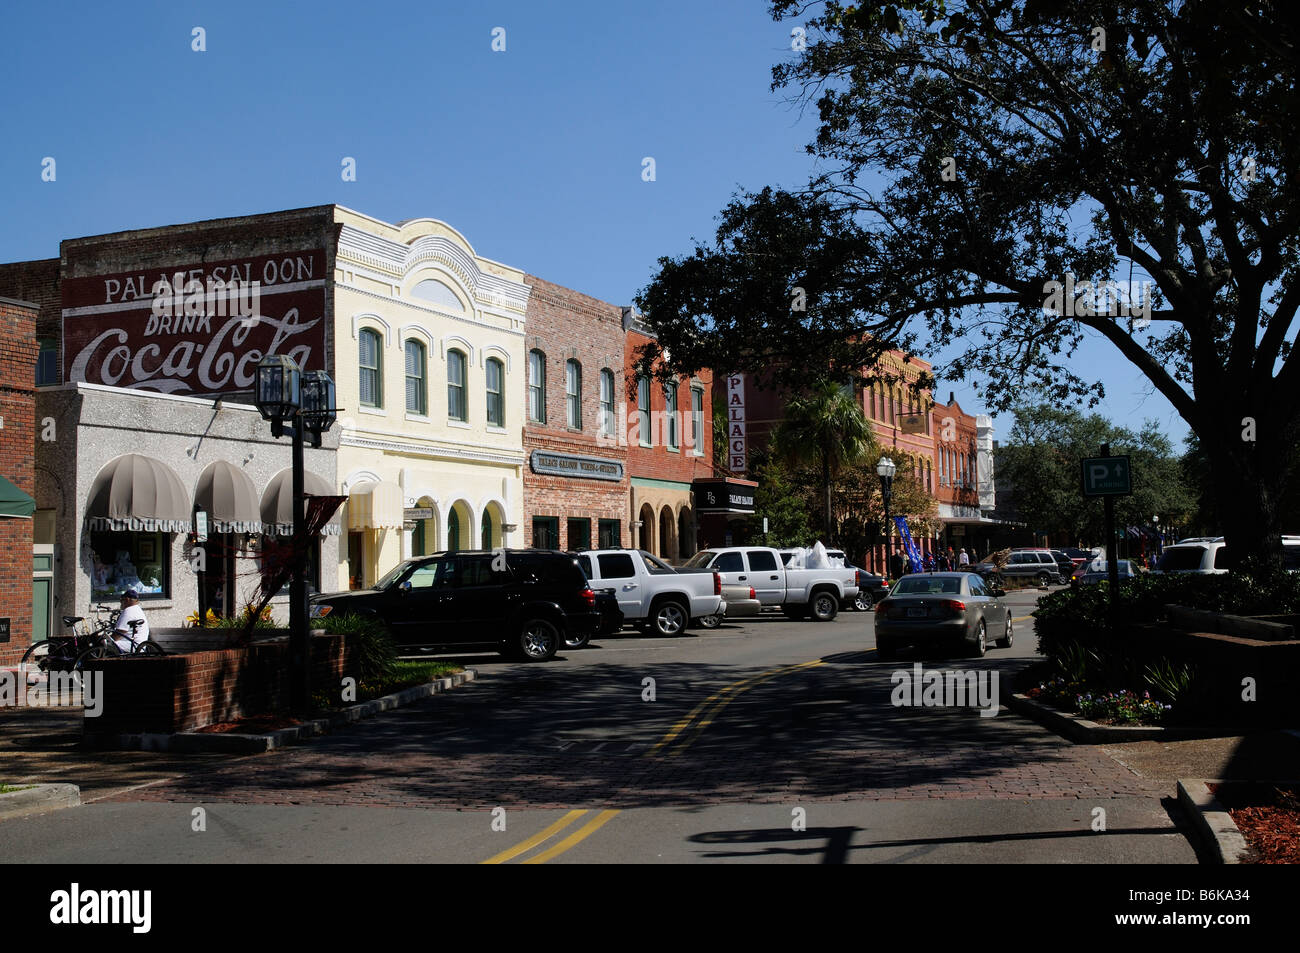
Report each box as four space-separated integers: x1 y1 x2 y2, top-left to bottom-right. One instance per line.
635 1 1298 574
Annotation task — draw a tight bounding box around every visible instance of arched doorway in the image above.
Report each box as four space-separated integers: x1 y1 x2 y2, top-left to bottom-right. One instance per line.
481 503 503 549
659 506 676 564
677 508 694 561
638 502 656 554
411 496 437 556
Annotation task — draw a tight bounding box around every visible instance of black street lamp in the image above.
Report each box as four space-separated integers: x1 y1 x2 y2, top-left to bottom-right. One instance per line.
255 354 335 714
877 455 896 573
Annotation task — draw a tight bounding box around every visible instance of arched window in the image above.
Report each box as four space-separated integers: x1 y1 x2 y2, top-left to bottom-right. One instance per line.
599 369 615 436
359 328 382 408
447 349 467 421
637 374 651 446
565 359 582 429
448 508 461 552
528 350 546 423
486 357 504 427
404 339 426 415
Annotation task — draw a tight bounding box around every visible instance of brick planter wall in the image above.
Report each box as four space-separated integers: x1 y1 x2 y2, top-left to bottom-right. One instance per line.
82 632 355 736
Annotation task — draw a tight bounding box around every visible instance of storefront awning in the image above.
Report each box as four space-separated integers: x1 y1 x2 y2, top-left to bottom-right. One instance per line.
86 454 191 533
0 474 35 518
346 480 404 531
261 468 341 536
195 460 262 534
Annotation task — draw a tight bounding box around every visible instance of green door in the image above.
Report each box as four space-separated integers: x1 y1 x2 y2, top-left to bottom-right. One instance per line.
33 548 54 640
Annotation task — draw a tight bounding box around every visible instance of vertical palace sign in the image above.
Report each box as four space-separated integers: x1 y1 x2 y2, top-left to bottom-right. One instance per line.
726 373 746 473
61 249 328 396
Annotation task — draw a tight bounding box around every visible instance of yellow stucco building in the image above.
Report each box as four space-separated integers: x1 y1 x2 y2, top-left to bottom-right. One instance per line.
331 208 530 588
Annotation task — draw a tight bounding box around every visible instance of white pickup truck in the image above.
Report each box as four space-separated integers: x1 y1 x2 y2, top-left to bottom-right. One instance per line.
576 549 723 637
682 546 859 621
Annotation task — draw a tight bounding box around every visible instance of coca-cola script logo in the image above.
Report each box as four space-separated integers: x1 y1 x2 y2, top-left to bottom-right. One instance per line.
62 249 328 396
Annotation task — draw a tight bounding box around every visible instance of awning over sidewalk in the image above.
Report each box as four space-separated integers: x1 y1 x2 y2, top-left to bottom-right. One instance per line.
194 460 262 534
0 474 34 518
85 454 191 532
260 468 341 536
346 480 404 531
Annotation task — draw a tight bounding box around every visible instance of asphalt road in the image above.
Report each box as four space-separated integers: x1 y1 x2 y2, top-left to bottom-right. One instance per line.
0 587 1199 863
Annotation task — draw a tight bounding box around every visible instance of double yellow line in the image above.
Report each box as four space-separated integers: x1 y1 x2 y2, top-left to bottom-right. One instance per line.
481 809 621 864
643 658 826 759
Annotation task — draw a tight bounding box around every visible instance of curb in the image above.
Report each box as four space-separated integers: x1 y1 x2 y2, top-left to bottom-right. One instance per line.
1006 692 1212 743
1176 779 1254 864
85 669 477 753
0 783 80 821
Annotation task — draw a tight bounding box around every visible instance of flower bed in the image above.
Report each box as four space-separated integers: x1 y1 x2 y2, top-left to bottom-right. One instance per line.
1208 783 1300 864
1025 677 1171 725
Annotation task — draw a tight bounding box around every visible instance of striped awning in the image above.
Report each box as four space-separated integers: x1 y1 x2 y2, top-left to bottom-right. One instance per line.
260 468 341 536
347 481 404 530
86 454 191 533
195 460 262 534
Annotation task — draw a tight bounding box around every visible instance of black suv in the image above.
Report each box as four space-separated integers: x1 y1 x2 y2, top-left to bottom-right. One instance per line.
310 549 600 661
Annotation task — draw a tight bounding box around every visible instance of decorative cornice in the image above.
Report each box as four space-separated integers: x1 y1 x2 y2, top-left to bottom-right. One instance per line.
334 283 525 337
340 431 524 467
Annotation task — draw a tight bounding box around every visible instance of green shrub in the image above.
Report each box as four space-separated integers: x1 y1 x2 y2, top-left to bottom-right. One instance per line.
318 612 398 683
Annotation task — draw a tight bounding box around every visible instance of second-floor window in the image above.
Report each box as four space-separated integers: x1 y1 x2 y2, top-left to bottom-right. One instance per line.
486 357 504 427
665 383 679 449
599 369 615 436
565 359 582 429
447 349 467 421
690 387 704 455
36 338 57 386
405 340 426 415
528 350 546 423
359 328 382 408
637 374 651 446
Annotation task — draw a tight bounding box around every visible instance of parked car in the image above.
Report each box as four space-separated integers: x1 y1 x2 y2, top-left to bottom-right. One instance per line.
698 584 762 628
685 546 859 621
1058 547 1094 568
874 572 1013 659
973 549 1062 586
1047 549 1076 580
575 549 722 637
1152 535 1300 574
823 550 891 610
591 587 624 639
309 549 600 661
1074 560 1140 585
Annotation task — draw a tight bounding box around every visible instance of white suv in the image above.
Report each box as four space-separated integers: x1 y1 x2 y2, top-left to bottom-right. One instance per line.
1154 536 1300 574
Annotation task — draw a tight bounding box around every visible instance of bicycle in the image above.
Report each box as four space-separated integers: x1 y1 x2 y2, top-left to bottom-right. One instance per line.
19 604 118 680
74 616 167 667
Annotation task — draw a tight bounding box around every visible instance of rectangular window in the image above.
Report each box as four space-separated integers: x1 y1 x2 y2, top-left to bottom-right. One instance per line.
637 376 651 446
528 351 546 423
598 519 621 549
690 388 704 455
486 358 504 426
600 370 615 436
532 516 559 550
36 338 58 386
405 341 426 415
567 517 591 551
566 360 582 429
665 384 678 449
447 350 467 421
89 531 170 600
359 330 382 408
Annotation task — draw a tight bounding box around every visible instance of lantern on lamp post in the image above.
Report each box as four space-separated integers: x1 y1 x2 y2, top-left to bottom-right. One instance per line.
877 455 896 571
254 355 336 715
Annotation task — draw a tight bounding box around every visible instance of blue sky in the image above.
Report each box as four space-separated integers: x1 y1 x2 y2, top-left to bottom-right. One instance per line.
0 0 1190 448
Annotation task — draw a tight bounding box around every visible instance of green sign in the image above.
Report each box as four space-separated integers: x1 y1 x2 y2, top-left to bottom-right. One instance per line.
1081 456 1132 496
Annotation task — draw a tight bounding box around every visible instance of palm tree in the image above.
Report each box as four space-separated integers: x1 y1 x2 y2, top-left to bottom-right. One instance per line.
773 379 876 543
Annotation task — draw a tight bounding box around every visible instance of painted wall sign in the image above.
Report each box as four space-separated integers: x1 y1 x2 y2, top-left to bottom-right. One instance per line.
529 450 624 482
61 248 328 396
404 507 433 521
727 373 746 472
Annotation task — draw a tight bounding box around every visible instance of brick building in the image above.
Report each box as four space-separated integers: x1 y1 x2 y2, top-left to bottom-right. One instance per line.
0 297 38 665
521 275 629 551
624 313 714 561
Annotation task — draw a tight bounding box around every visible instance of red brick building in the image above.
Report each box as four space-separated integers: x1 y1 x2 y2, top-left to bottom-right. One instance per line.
522 276 629 551
931 392 998 561
0 297 38 665
624 313 714 561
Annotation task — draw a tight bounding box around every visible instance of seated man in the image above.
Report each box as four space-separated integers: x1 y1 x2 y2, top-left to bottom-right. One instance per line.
114 589 150 652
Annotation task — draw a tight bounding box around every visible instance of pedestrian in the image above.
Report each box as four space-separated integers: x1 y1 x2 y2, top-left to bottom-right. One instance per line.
889 551 906 580
937 551 950 571
924 552 936 572
113 589 149 653
959 548 970 567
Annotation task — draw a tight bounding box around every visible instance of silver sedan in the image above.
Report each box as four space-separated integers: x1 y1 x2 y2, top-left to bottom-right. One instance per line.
874 572 1013 659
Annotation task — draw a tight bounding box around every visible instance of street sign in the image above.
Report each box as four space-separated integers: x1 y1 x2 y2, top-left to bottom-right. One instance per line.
1081 456 1132 497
